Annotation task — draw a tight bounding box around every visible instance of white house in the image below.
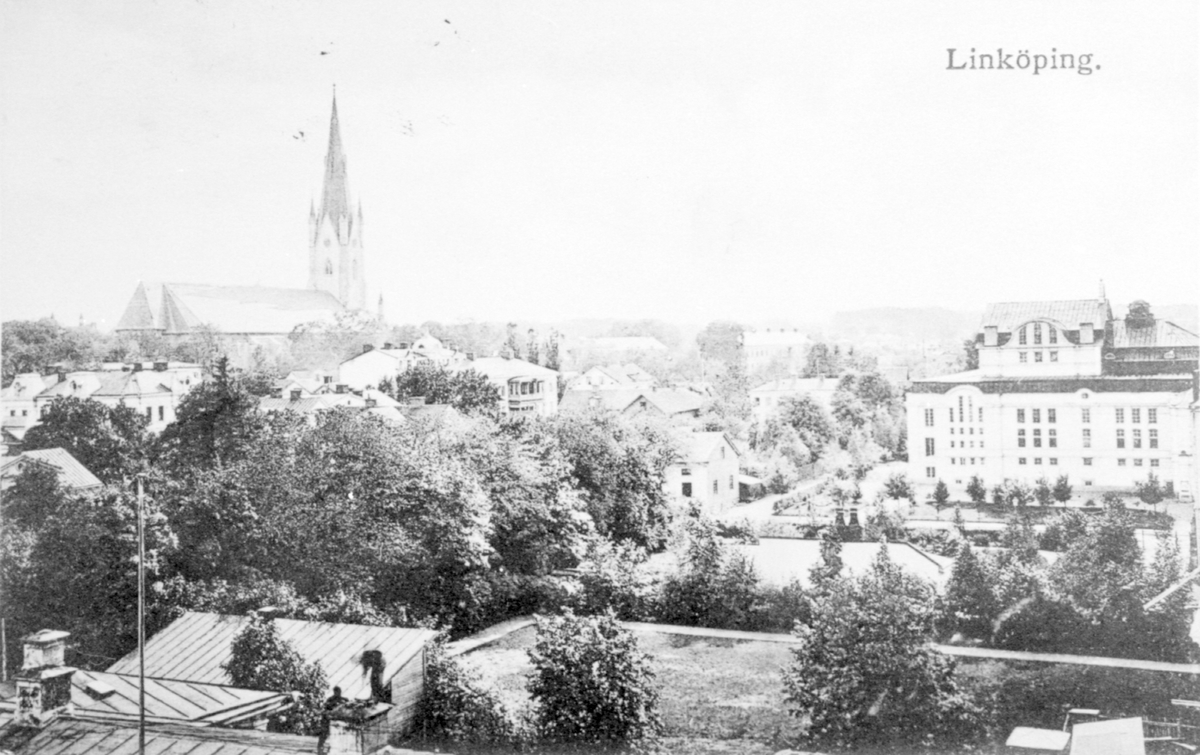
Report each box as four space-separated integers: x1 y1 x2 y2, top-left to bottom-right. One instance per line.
750 376 839 424
742 328 812 374
664 431 741 516
462 356 559 416
337 334 469 391
906 296 1199 500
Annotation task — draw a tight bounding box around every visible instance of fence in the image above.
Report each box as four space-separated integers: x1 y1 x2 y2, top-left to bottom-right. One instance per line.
1144 718 1200 745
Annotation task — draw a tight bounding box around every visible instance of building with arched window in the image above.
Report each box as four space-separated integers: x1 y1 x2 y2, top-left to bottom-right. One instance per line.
906 295 1198 501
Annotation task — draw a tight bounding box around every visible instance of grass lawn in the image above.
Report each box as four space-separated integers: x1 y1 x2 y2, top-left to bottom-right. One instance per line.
458 625 805 752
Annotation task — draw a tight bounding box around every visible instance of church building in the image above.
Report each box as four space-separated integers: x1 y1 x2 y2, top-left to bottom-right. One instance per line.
906 292 1199 502
115 93 370 347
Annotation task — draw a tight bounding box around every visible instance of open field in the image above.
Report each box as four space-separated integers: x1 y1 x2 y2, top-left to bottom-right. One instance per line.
459 625 805 748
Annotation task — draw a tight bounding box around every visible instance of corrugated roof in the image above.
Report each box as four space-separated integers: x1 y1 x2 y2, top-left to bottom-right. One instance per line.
107 612 437 700
982 299 1110 332
0 448 102 490
1110 319 1199 349
0 670 291 726
0 717 317 755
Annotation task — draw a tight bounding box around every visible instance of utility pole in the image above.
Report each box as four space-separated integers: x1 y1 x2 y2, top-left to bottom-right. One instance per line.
136 474 146 755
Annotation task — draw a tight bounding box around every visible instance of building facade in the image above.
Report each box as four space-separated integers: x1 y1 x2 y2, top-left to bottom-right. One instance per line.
664 431 741 516
906 297 1198 500
742 328 811 374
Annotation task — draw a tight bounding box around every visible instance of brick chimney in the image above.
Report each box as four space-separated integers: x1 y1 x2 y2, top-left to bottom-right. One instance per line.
326 701 393 755
15 630 75 727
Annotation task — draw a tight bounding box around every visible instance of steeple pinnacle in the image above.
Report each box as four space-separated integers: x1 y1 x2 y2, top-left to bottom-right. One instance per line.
319 88 350 224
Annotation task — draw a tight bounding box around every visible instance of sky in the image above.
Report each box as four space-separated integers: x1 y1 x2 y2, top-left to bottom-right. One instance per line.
1 1 1197 329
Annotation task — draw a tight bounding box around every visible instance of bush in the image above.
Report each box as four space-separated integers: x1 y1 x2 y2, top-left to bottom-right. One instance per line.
527 610 662 744
416 636 522 746
223 614 328 735
992 596 1091 654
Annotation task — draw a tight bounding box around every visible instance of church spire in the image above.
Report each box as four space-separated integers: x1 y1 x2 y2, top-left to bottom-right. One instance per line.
319 87 350 223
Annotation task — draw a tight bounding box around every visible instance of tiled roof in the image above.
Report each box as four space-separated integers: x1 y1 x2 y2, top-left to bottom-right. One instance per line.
90 371 172 398
0 670 291 726
643 388 704 415
0 448 102 490
1110 319 1199 349
259 395 363 414
0 717 317 755
981 299 1110 332
560 388 702 416
107 612 437 700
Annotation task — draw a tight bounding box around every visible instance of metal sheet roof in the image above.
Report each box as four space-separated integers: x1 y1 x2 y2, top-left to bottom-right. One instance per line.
1110 319 1199 349
108 612 437 700
0 717 317 755
982 299 1111 332
0 449 102 490
0 670 290 726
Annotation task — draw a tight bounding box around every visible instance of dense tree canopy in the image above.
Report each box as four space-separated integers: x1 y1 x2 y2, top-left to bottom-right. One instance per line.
23 397 150 484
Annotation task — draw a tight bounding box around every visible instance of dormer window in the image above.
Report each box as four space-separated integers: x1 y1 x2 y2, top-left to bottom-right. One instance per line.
1019 326 1027 345
1048 327 1057 344
1033 323 1042 345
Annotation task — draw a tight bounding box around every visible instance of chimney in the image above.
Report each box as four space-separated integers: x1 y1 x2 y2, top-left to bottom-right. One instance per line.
1079 322 1094 344
131 362 142 372
290 389 303 401
397 341 410 350
154 360 168 372
254 606 284 621
323 375 334 384
466 351 476 361
335 384 347 394
365 398 377 408
362 344 374 353
983 326 998 347
383 342 393 350
15 630 75 727
325 700 393 755
56 370 67 383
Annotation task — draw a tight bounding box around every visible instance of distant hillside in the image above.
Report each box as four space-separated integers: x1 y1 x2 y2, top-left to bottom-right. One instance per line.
827 308 981 341
1154 303 1198 334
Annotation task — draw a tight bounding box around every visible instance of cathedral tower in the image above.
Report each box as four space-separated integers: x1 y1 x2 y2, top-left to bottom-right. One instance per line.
308 91 366 310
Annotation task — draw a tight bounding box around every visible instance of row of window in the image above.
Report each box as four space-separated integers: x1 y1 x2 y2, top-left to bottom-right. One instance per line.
1018 351 1059 363
11 405 167 421
926 406 1162 427
1018 322 1059 346
678 475 736 497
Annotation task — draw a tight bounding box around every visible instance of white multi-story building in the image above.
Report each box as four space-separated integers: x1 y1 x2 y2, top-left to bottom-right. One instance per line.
906 297 1198 501
742 328 812 374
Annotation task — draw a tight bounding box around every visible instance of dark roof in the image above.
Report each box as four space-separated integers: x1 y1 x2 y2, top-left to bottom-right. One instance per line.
116 283 344 336
0 717 317 755
0 449 102 490
113 282 158 331
1110 319 1199 349
560 388 702 416
108 612 437 700
0 670 291 726
982 299 1110 332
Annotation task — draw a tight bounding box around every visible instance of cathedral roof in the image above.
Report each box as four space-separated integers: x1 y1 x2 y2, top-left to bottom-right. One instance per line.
114 281 160 331
116 282 345 336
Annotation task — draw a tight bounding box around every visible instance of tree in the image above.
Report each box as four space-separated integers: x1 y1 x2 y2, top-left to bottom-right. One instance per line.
657 517 763 630
22 397 150 484
1000 514 1040 564
942 545 997 639
386 362 501 416
883 472 913 501
1052 475 1073 504
504 322 522 359
417 636 518 745
224 614 329 735
1004 480 1034 508
803 342 840 378
991 484 1005 506
809 525 844 586
784 547 979 749
544 329 562 372
154 357 267 476
777 394 836 461
2 317 112 384
696 321 744 365
929 479 951 519
2 483 177 668
525 328 540 366
1135 473 1165 511
966 475 986 505
1033 477 1053 506
527 610 661 744
961 338 980 371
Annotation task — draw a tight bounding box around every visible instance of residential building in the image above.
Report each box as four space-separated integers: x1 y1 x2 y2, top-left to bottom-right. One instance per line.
0 362 203 451
108 611 439 742
742 328 811 374
663 431 740 515
750 376 838 424
0 448 102 493
460 356 559 416
338 335 468 390
567 363 658 391
906 296 1199 499
559 387 703 420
